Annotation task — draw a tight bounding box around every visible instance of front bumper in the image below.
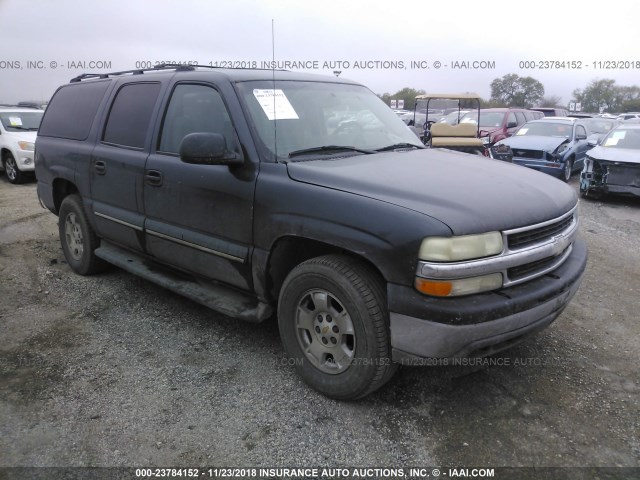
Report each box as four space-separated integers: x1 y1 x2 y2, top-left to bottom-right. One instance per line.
581 164 640 198
389 238 587 363
512 157 565 178
15 150 35 172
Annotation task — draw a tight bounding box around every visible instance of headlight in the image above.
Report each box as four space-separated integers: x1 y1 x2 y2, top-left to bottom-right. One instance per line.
419 232 503 262
18 141 35 151
555 144 569 156
481 136 491 145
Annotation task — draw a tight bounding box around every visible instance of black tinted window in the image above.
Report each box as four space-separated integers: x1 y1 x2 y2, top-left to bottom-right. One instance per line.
103 83 161 148
38 81 110 140
159 84 235 154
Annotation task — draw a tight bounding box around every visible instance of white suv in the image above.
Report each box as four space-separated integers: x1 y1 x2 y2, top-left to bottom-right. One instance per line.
0 106 44 184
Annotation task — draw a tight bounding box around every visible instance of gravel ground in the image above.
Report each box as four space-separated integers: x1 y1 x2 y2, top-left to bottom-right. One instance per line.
0 174 638 473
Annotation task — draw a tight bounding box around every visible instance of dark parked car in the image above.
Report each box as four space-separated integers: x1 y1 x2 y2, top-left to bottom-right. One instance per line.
580 123 640 198
459 108 543 146
583 117 619 144
35 65 587 399
532 107 569 117
496 117 590 181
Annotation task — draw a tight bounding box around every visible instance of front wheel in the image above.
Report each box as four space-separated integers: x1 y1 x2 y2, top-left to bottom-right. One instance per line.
563 157 574 182
277 255 397 400
3 153 26 184
58 195 107 275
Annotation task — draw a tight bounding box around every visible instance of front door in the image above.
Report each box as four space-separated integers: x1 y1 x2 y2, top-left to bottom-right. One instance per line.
143 83 257 290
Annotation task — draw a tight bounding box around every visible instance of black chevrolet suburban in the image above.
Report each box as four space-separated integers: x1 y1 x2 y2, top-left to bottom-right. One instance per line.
35 65 587 399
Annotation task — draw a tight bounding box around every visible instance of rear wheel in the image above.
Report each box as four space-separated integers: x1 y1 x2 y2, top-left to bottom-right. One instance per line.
277 254 397 400
58 195 107 275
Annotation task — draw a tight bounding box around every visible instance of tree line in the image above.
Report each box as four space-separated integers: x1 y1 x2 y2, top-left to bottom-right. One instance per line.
380 74 640 113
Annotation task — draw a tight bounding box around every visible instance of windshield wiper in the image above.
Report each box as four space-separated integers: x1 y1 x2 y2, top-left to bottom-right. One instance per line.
5 125 31 131
288 145 375 158
375 143 423 152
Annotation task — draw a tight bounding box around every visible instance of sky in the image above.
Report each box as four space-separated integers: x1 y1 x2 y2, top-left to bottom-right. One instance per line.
2 0 640 107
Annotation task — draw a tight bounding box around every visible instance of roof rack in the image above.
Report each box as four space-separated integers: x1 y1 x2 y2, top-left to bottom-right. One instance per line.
69 63 287 83
70 63 197 82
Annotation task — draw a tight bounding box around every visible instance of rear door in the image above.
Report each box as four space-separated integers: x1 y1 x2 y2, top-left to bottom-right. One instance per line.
143 82 257 290
90 82 163 251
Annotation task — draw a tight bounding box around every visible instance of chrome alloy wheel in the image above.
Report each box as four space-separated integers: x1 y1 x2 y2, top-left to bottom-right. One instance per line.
295 289 356 374
64 212 84 261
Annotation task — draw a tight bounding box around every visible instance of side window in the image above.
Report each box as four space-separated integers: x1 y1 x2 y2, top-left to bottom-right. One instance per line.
102 82 161 148
38 81 110 140
159 84 235 154
515 111 526 125
576 125 587 138
507 112 517 126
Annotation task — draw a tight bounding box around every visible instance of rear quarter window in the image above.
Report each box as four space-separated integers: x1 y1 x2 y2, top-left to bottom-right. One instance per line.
38 81 111 140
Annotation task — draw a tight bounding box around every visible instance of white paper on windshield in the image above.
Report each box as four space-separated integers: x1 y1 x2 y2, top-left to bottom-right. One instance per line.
516 128 528 136
604 130 626 146
9 117 23 126
253 89 299 120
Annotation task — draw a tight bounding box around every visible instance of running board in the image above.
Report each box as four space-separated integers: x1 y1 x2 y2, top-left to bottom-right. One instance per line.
95 242 272 323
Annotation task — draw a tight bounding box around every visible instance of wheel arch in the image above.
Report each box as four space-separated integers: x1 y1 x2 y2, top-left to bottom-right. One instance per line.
265 235 387 304
52 178 79 214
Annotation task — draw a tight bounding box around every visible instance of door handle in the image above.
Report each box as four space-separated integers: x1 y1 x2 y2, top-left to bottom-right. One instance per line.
145 169 163 186
95 160 106 175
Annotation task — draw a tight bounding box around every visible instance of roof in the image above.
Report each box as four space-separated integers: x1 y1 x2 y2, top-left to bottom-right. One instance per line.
0 107 45 113
415 93 481 100
528 117 583 124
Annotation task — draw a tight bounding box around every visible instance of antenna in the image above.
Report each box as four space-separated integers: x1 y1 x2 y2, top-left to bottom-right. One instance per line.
272 19 278 160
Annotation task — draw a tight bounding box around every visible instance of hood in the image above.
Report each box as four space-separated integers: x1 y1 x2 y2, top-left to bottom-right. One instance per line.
479 127 501 137
286 149 576 235
588 146 640 164
2 130 38 142
498 135 568 152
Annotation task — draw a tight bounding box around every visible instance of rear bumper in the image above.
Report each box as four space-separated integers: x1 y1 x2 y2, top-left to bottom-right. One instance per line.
389 238 587 363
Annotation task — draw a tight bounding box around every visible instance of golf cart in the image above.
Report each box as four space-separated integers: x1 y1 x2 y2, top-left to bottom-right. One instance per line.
413 93 512 161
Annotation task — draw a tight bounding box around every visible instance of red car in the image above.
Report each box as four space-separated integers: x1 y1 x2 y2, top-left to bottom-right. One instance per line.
460 108 544 145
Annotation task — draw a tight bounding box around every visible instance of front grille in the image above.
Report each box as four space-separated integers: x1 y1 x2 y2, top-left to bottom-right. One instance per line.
507 215 574 250
507 250 566 280
512 149 544 159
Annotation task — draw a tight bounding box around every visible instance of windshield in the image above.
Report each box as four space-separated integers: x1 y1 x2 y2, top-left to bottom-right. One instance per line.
0 111 43 132
514 122 572 138
460 111 503 128
600 128 640 149
584 118 617 134
236 81 422 159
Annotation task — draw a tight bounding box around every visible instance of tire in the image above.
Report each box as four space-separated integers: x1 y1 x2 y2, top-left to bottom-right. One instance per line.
3 153 26 184
277 254 398 400
563 157 574 182
58 194 107 275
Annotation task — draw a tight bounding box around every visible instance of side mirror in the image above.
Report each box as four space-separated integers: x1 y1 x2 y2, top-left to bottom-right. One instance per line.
179 132 243 166
507 121 518 128
586 134 599 146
